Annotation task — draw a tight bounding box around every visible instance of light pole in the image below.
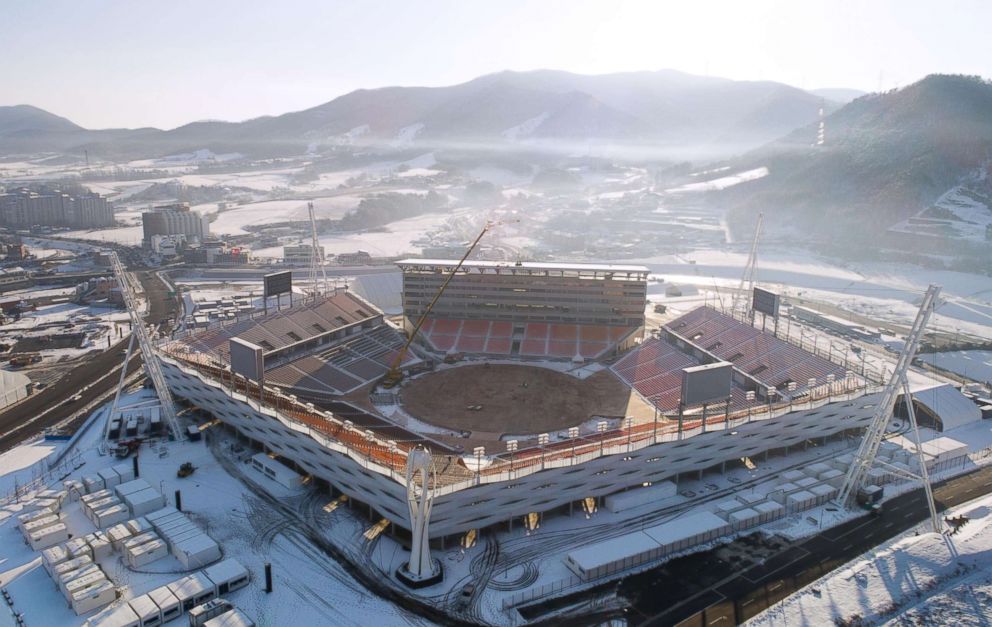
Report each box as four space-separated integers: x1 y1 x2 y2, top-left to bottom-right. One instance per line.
568 426 579 464
808 378 816 408
596 421 608 456
746 390 755 422
653 404 659 444
538 433 549 470
625 416 634 452
787 381 797 412
826 374 835 401
473 446 485 485
386 440 398 478
363 430 375 468
506 439 518 477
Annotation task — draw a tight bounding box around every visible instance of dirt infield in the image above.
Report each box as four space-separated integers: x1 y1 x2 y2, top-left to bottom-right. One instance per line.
401 364 645 436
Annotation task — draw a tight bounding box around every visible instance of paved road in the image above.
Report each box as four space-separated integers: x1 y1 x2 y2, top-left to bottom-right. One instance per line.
619 464 992 626
0 269 178 452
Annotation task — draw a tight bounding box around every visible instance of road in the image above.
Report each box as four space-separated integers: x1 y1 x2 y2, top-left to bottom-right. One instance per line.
0 269 178 452
618 464 992 626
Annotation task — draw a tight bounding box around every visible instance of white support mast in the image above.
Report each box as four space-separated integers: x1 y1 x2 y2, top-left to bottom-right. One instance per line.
107 251 183 442
306 201 327 301
836 284 942 531
732 212 763 319
401 445 441 584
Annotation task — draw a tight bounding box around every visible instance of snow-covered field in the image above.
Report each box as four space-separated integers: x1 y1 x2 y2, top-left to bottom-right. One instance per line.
625 248 992 340
252 210 465 259
666 166 769 193
748 491 992 626
928 350 992 384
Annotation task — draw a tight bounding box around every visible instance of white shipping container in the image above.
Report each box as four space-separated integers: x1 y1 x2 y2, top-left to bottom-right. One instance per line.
59 564 101 596
112 462 136 483
754 500 785 523
145 506 180 525
90 536 113 560
123 532 159 552
174 535 221 570
94 603 139 627
64 569 107 600
114 478 151 499
20 513 60 539
98 467 122 489
148 586 182 624
780 469 806 483
30 522 69 550
168 572 216 613
203 608 255 627
106 523 133 550
202 559 250 595
125 488 166 517
128 595 161 627
95 504 130 529
42 545 69 575
126 517 150 534
53 555 94 580
83 475 105 494
127 539 168 568
71 580 116 616
729 507 761 530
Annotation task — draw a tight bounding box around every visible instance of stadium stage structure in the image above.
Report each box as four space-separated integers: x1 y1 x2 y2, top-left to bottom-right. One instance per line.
156 263 898 546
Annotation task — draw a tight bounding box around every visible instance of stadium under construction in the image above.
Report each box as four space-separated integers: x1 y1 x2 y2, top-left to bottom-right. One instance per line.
148 256 980 563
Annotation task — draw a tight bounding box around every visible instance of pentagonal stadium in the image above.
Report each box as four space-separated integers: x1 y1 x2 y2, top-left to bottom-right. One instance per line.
157 259 885 544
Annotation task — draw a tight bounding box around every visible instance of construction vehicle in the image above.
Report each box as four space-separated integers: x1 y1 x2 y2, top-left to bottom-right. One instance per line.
114 438 142 459
381 220 504 389
177 462 197 478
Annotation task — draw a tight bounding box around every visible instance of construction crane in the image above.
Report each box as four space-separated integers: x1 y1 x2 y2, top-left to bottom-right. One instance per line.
306 200 327 302
381 220 500 389
105 251 183 442
836 284 942 531
731 212 763 320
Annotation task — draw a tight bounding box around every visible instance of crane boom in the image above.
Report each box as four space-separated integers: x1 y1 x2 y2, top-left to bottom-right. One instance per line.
108 252 183 442
306 201 327 301
382 221 496 388
732 212 763 318
836 284 941 511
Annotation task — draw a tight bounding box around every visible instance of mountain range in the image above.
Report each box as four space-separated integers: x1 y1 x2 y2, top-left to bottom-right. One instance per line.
0 69 843 160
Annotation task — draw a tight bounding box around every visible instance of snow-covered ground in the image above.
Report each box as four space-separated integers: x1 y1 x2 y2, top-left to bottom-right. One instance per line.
748 491 992 626
625 248 992 340
0 390 429 627
928 350 992 384
252 210 467 259
665 167 769 193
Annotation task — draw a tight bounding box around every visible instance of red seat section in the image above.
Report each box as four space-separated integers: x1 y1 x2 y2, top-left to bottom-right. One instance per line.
420 317 636 359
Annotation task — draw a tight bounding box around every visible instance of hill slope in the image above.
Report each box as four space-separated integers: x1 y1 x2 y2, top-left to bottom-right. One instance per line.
720 75 992 239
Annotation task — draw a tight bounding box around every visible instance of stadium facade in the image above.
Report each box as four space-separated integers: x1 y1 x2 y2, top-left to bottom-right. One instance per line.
157 264 886 543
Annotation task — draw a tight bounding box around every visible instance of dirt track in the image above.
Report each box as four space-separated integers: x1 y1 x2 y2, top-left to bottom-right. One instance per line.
401 363 642 436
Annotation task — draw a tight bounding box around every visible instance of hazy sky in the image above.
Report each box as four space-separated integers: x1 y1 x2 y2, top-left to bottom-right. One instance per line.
2 0 988 129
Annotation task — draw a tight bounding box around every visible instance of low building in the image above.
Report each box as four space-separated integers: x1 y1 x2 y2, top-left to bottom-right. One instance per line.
336 250 372 265
283 243 324 265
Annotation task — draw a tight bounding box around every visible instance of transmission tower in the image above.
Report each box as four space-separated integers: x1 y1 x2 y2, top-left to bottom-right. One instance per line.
731 212 763 319
105 251 183 442
306 201 327 302
836 284 942 532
